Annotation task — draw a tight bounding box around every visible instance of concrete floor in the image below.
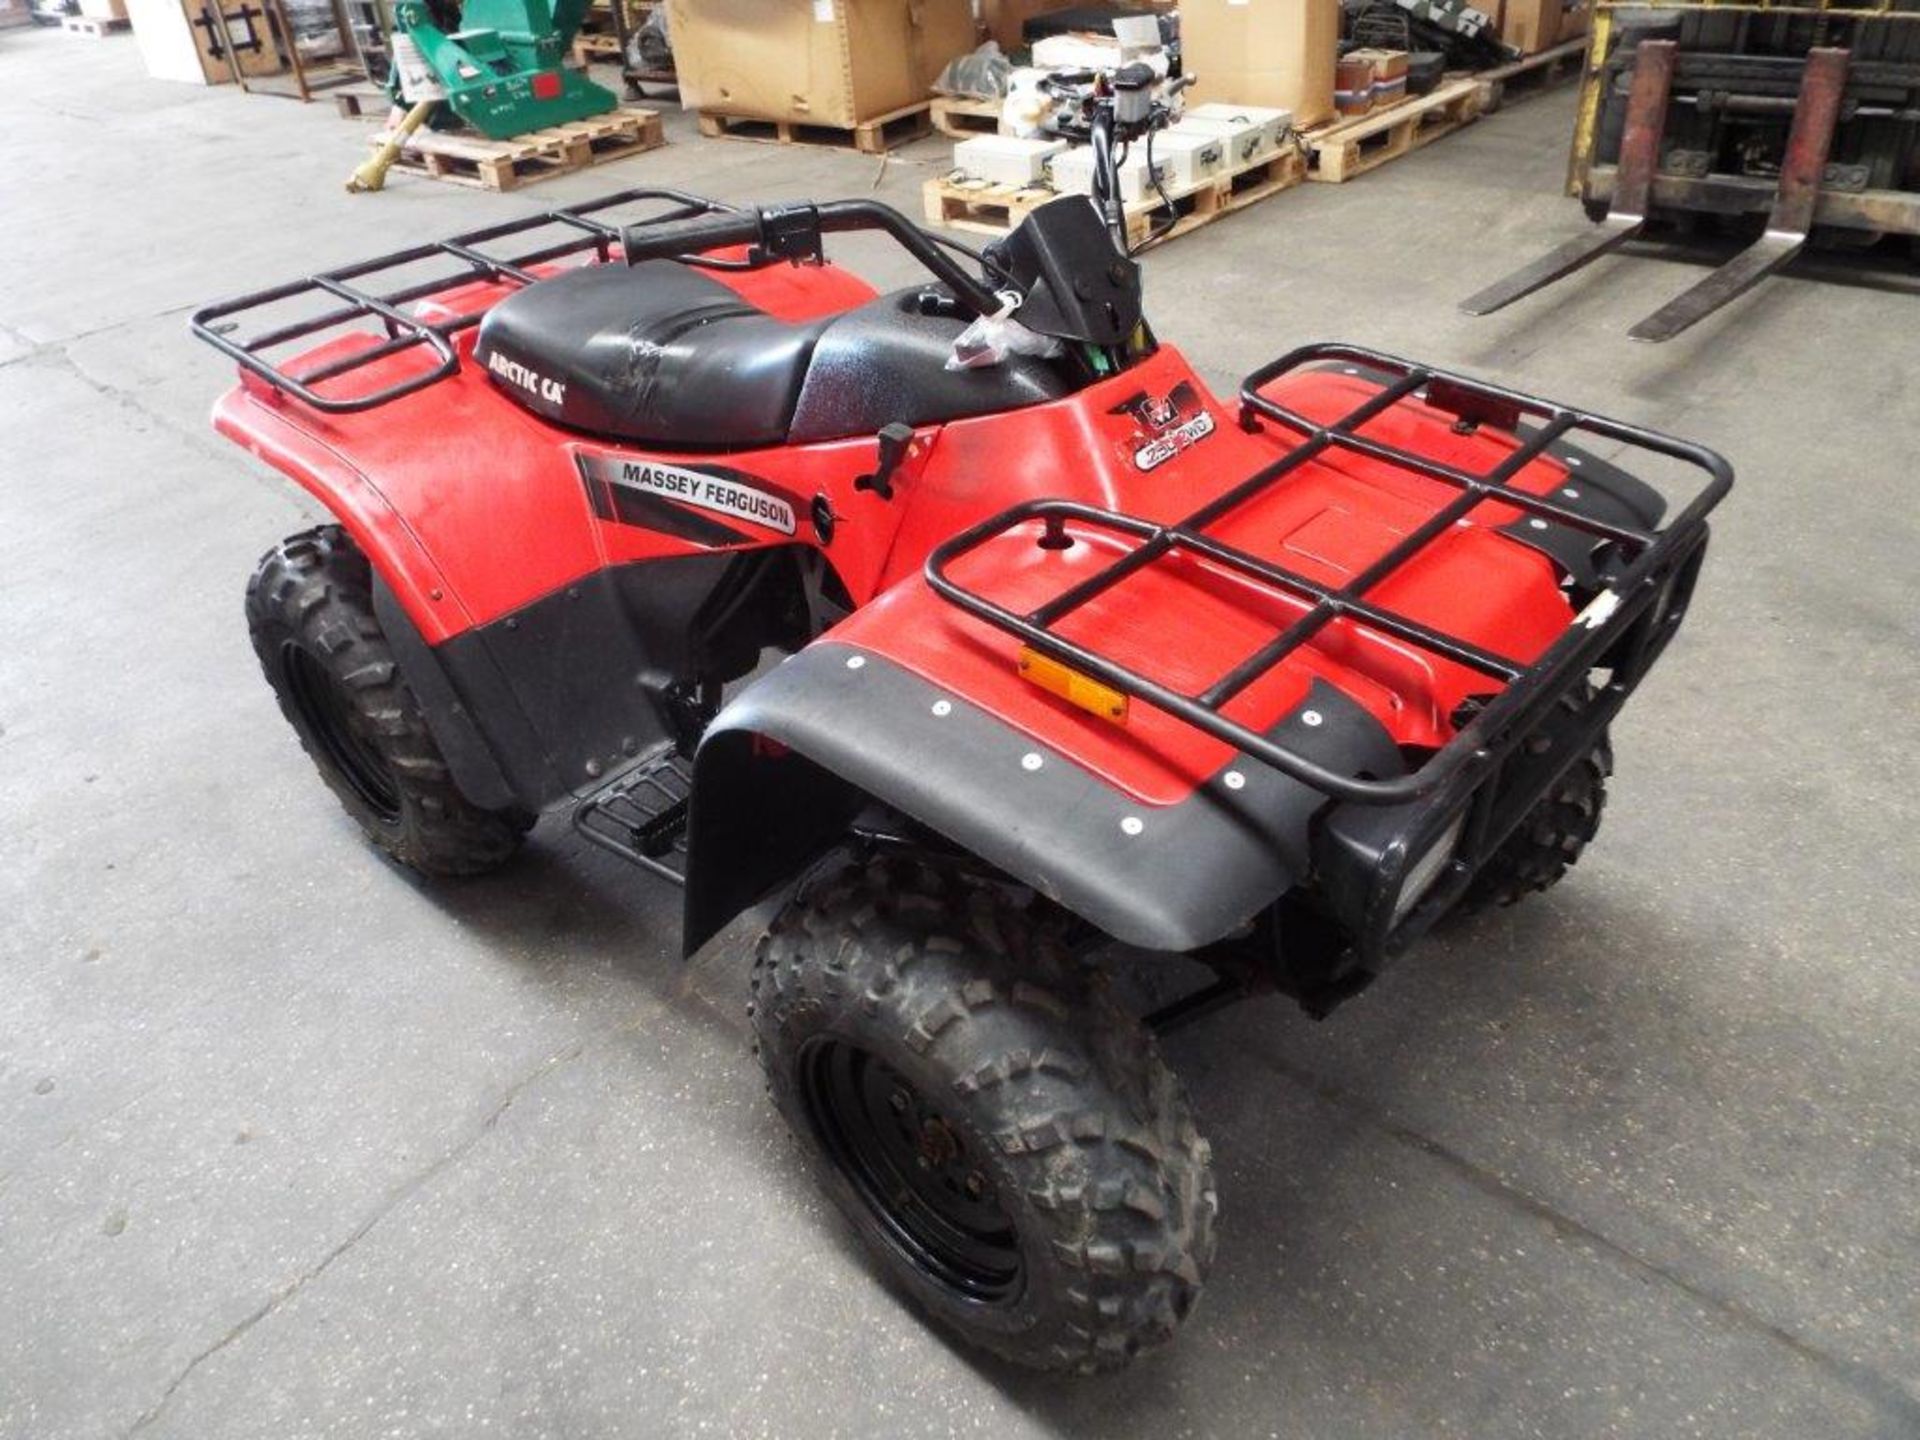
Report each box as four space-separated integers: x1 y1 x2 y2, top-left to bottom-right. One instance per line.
3 24 1917 1440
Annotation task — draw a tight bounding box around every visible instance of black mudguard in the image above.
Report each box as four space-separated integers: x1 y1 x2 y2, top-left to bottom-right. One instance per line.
681 644 1405 956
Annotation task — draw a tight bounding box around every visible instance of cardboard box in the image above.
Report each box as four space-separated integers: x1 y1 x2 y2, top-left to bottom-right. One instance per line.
1181 0 1341 130
1334 55 1374 117
78 0 128 18
1348 46 1408 107
667 0 976 128
1497 0 1584 52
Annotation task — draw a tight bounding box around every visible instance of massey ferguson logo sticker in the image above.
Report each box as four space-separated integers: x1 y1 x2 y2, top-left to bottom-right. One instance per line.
1113 382 1216 471
486 349 567 407
579 453 798 536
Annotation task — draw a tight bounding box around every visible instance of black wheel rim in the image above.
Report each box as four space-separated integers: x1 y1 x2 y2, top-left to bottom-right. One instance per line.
800 1038 1024 1304
280 642 403 823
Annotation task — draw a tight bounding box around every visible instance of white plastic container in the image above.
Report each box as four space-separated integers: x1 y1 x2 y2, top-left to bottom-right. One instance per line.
1148 128 1228 190
952 135 1069 188
1174 102 1295 170
1048 145 1168 206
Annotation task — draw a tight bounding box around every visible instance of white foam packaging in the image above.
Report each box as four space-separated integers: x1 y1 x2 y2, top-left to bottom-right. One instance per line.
1029 33 1122 70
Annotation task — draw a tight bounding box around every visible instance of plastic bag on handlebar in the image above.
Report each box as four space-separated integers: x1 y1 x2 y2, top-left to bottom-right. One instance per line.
945 292 1066 372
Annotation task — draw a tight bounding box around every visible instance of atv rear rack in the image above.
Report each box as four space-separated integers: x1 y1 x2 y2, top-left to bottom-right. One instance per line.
925 342 1733 808
190 190 745 414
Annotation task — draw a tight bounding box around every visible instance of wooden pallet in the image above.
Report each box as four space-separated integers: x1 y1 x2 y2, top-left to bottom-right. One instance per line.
922 148 1307 250
1472 35 1590 111
374 107 665 192
696 100 931 155
62 12 127 34
571 30 623 64
1302 78 1485 183
930 94 1002 139
332 85 388 119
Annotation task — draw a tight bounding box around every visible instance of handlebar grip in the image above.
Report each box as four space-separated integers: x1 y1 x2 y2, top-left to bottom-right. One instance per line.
620 211 764 266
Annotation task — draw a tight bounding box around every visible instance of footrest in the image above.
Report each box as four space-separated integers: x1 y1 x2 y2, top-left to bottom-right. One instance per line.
572 747 693 883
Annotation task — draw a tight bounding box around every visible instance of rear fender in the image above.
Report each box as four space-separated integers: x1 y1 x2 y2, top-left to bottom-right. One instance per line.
681 643 1406 957
217 388 812 814
214 388 537 807
213 387 472 642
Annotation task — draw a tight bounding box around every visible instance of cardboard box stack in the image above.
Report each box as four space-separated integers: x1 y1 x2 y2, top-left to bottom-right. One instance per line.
666 0 976 129
1180 0 1341 129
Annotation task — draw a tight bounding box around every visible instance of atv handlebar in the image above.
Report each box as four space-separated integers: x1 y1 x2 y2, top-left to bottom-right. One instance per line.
620 201 1003 319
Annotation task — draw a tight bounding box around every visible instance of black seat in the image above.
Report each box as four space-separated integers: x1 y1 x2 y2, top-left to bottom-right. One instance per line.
474 262 1071 451
475 262 821 449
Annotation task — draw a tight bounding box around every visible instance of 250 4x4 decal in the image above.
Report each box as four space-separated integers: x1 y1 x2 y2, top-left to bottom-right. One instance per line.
577 451 799 546
1111 381 1217 472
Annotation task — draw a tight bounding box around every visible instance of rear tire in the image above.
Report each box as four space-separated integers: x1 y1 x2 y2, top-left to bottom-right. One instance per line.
1459 714 1612 912
245 525 531 876
750 856 1216 1373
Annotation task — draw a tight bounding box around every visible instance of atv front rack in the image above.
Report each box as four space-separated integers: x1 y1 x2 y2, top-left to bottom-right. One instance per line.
926 342 1733 808
190 190 745 414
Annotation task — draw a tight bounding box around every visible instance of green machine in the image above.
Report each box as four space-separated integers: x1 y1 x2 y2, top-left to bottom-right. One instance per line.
388 0 620 139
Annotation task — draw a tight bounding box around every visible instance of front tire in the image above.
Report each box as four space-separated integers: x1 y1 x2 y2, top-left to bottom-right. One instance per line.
245 525 531 876
750 857 1216 1373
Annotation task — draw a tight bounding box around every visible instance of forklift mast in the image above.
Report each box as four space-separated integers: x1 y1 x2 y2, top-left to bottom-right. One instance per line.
1464 0 1920 338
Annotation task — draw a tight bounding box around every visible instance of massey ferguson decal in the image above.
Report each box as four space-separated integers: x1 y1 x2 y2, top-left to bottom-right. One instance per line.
576 452 798 539
486 349 567 408
1112 381 1216 472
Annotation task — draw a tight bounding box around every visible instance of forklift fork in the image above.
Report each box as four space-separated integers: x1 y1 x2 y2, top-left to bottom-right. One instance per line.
1627 47 1850 342
1462 44 1853 343
1461 40 1677 317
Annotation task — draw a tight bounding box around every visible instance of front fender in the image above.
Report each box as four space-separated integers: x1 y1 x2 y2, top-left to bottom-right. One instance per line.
681 642 1404 956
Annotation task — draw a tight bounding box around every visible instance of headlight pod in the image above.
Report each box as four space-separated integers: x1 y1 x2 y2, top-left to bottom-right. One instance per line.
1389 811 1468 926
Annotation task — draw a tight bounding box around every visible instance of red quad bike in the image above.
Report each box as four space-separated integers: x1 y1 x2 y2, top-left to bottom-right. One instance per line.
194 78 1731 1372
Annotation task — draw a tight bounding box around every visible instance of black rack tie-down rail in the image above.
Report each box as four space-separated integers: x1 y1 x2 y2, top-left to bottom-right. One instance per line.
189 189 745 414
925 342 1733 807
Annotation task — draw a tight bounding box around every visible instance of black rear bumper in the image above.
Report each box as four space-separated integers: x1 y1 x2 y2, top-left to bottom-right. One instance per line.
1314 525 1710 968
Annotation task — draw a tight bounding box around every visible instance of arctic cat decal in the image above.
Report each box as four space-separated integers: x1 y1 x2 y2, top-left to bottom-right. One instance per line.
1109 381 1218 472
486 349 567 407
576 453 798 539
